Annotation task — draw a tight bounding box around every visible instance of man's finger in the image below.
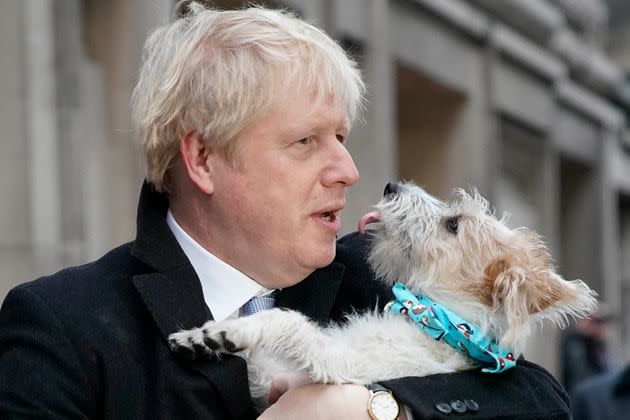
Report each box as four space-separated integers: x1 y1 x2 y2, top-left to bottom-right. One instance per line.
267 377 290 404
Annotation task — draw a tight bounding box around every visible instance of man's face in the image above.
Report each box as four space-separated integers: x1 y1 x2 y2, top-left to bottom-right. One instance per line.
206 93 359 288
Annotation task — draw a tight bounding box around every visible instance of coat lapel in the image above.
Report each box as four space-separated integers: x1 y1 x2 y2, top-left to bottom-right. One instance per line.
133 268 257 419
276 262 345 326
130 182 209 337
132 267 207 339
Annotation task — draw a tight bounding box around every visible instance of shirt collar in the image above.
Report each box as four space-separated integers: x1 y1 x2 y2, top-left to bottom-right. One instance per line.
166 209 274 322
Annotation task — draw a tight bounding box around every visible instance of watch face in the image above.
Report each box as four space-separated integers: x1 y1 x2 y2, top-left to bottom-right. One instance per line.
369 392 399 420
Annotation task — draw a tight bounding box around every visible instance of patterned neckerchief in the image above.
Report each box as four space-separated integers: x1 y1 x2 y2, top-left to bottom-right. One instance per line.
386 283 517 373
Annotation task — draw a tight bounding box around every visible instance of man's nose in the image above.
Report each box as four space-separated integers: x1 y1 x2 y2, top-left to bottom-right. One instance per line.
322 141 359 187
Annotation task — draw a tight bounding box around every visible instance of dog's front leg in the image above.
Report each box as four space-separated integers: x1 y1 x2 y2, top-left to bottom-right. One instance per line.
168 309 361 384
169 309 295 357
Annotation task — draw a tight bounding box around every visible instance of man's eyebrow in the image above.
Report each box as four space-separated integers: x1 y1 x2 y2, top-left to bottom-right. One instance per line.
284 121 349 136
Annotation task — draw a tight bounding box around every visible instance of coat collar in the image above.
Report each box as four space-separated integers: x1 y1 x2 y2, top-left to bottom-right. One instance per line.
130 182 209 337
129 181 346 418
131 182 189 273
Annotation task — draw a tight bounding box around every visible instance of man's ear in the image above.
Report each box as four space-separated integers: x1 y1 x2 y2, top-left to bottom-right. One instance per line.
483 254 597 346
179 129 215 195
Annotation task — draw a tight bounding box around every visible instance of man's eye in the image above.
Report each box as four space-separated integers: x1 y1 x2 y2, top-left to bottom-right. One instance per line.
336 134 346 143
297 137 313 145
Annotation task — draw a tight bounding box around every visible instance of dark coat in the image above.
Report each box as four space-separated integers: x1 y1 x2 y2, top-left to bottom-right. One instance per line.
0 182 571 419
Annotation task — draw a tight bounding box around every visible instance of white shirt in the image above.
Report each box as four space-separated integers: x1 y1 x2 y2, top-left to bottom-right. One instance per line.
166 210 275 322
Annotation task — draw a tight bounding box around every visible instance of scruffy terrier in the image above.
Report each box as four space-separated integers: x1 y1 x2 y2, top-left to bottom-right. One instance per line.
169 182 597 408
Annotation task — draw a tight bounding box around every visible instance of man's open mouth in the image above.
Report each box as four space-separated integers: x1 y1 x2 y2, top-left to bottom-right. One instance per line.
320 211 337 222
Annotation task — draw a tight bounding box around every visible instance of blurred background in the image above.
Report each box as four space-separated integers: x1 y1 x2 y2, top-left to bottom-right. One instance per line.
1 0 630 389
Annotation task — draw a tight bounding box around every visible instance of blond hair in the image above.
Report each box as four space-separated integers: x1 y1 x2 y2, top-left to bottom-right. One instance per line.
130 1 366 192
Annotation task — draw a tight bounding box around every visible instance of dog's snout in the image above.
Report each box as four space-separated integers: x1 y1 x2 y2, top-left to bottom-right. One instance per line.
384 182 400 197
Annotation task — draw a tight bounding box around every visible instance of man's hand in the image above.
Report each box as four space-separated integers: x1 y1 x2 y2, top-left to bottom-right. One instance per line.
259 382 371 419
260 378 409 420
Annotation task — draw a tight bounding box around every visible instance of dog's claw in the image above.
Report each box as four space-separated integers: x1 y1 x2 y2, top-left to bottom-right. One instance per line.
220 331 245 353
192 343 211 357
171 341 197 360
204 336 221 350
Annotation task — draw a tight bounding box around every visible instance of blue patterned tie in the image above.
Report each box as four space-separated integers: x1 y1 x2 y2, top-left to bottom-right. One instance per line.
241 291 277 316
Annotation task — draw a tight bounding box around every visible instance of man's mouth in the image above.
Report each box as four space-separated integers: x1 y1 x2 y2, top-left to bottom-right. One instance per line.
320 211 337 222
312 205 344 232
358 211 381 235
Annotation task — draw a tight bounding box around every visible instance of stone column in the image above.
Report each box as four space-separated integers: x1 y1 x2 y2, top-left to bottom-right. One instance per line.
0 1 34 298
24 0 63 275
600 127 623 356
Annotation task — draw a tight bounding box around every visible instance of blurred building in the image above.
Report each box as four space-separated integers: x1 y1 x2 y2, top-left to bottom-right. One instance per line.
1 0 630 377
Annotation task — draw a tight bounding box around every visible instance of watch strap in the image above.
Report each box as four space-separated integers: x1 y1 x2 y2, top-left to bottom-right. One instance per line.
367 383 390 393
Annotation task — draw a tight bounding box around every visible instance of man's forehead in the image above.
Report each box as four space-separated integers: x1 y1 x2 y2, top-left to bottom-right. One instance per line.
278 98 350 131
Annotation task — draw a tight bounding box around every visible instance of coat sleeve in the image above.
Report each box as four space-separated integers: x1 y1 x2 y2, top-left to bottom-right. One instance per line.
0 285 94 419
382 360 571 419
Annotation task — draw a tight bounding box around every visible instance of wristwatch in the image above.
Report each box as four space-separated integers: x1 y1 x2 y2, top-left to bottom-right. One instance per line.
366 383 400 420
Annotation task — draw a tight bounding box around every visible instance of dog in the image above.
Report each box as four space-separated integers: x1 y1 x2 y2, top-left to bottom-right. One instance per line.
168 182 597 409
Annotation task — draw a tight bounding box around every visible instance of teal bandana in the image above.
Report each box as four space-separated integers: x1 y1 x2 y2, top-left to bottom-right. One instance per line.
387 283 516 373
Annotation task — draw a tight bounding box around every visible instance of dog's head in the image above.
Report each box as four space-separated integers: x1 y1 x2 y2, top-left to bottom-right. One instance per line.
359 182 597 351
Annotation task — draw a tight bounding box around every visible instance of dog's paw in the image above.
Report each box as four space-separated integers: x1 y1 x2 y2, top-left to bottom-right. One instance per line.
168 321 246 360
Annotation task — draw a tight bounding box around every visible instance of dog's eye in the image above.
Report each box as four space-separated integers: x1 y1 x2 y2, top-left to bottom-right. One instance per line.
445 216 459 234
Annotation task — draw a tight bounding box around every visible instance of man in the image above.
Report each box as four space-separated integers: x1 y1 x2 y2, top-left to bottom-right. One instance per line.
561 307 612 395
0 2 571 418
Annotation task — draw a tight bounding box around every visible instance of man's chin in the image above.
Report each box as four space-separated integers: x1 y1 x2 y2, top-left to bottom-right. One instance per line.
308 246 337 269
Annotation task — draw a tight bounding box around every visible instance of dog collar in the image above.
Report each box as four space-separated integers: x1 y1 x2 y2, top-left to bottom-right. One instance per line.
386 283 516 373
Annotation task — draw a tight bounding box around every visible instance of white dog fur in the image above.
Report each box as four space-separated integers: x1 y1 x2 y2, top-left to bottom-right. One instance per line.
169 182 597 409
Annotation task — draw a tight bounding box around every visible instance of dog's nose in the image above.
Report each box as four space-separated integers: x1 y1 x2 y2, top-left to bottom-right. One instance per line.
384 182 399 197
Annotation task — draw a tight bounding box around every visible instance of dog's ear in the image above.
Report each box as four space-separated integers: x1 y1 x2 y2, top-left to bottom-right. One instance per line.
482 252 597 347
